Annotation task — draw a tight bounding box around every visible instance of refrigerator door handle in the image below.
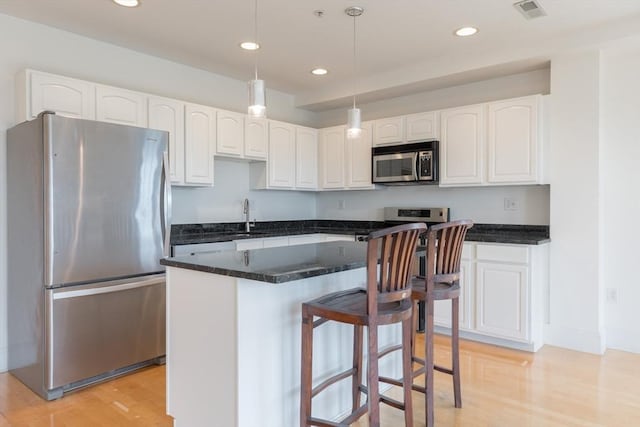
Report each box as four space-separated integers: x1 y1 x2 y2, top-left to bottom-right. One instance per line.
161 151 172 257
52 276 165 300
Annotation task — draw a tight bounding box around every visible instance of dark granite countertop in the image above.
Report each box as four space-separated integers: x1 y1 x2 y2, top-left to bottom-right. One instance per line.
171 220 550 246
161 241 371 284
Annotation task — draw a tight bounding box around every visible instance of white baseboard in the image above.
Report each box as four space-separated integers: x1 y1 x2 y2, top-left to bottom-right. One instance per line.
605 326 640 353
0 346 7 373
544 324 606 354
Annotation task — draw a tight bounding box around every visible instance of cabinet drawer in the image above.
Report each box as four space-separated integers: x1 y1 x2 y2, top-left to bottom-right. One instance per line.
476 244 529 264
288 234 324 246
235 238 264 251
262 237 289 248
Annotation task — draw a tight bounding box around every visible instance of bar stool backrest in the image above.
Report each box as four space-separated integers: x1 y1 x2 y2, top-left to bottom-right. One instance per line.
366 222 427 315
424 220 474 289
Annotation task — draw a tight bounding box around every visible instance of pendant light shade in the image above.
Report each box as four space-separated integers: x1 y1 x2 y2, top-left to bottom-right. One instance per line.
347 107 362 139
346 6 363 139
248 78 266 118
247 0 266 118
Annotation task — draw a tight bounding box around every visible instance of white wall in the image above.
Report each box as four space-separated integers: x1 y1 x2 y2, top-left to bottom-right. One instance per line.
172 158 316 224
314 68 550 128
317 185 550 224
0 13 318 373
600 37 640 352
546 50 604 354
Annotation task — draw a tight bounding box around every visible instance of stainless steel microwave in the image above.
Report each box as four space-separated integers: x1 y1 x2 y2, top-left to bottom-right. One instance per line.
372 141 439 184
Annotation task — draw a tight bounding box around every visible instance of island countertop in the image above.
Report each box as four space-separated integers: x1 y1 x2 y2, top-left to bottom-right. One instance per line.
161 241 373 284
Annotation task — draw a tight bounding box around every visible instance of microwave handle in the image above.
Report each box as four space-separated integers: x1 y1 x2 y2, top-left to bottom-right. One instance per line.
413 152 420 180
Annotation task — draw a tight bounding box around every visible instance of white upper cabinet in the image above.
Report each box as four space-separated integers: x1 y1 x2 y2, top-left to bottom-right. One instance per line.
296 126 318 190
216 110 245 157
244 117 268 160
440 95 542 187
268 121 296 188
17 69 95 122
184 103 216 186
373 116 404 146
148 96 185 184
405 111 439 141
345 121 374 188
439 104 485 186
320 126 346 189
487 95 540 184
373 111 439 146
96 85 147 127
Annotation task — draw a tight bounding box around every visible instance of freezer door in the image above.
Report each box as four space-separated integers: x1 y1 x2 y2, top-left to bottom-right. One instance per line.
45 114 168 286
46 275 166 390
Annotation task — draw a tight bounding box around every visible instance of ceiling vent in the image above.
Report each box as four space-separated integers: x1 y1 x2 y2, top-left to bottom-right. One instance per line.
513 0 547 19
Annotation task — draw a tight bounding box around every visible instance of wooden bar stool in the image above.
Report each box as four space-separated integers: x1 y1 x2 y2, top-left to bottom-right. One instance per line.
378 220 473 427
300 222 427 427
412 220 473 425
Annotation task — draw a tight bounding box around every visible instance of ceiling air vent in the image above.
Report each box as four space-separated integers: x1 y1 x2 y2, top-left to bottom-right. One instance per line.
513 0 547 19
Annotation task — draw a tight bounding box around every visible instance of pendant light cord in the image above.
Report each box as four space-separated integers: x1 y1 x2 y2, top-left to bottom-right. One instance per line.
352 13 357 109
254 0 259 80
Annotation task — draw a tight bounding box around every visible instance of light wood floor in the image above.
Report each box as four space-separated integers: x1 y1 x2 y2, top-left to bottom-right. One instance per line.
1 335 640 426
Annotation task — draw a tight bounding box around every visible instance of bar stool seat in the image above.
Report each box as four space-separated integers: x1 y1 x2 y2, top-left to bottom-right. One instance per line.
300 222 427 427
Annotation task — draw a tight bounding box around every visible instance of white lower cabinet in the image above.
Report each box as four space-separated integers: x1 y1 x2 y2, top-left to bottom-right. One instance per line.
434 242 547 351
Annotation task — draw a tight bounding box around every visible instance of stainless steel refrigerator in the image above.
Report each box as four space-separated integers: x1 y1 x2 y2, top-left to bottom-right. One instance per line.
7 112 171 400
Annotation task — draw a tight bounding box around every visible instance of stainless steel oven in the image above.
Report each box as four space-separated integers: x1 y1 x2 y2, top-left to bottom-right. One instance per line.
372 141 438 184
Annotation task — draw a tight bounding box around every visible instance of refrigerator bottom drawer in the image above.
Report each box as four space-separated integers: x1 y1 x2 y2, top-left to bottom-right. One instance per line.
47 279 165 390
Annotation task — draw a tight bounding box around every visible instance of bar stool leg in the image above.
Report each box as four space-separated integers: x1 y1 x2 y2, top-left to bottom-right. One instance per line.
402 316 414 427
367 324 380 427
425 297 435 427
352 325 364 412
452 296 462 408
300 311 313 427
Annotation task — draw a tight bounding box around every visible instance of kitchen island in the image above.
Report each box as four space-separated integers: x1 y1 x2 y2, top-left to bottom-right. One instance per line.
160 241 403 427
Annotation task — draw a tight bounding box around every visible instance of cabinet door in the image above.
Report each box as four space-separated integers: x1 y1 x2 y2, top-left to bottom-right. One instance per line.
244 118 268 160
345 121 373 188
148 96 185 184
268 121 296 188
475 262 529 341
320 126 346 189
373 116 404 146
26 70 95 120
440 105 484 186
487 96 539 184
434 260 472 330
296 126 318 189
406 111 439 141
96 85 147 127
217 110 244 157
184 103 216 185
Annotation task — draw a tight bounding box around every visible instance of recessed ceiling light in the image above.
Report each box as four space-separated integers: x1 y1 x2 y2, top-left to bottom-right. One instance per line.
311 68 328 76
113 0 140 7
240 41 260 51
455 26 478 37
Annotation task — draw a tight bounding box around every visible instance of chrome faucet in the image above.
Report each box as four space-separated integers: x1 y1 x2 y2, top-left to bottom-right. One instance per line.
243 198 254 232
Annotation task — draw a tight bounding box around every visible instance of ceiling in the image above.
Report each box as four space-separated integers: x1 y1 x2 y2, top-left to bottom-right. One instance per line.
1 0 640 111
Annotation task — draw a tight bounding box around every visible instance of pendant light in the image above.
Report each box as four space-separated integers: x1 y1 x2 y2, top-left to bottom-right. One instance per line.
346 6 363 139
248 0 266 118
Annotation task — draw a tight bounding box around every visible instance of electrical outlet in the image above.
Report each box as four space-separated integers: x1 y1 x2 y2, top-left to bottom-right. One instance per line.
504 197 519 211
338 199 346 210
606 288 618 303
